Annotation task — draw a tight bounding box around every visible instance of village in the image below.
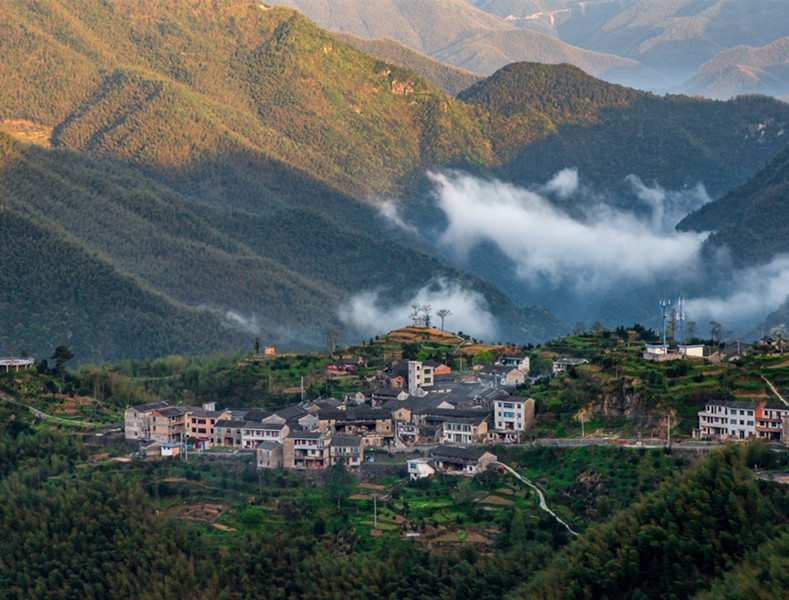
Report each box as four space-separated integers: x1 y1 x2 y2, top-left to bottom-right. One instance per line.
119 330 789 481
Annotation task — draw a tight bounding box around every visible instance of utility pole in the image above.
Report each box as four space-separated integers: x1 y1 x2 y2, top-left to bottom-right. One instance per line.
373 493 377 527
667 413 672 446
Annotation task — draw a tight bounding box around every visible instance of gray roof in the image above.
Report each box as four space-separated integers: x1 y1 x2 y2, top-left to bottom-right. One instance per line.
287 430 324 440
330 435 363 447
130 401 171 413
256 440 282 451
154 406 191 417
705 400 760 409
431 444 495 462
276 405 308 420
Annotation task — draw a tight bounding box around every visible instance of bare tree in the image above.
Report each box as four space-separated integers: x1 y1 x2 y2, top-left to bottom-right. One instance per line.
573 321 585 335
591 321 604 333
709 320 722 346
421 304 432 328
686 320 697 341
437 308 452 331
410 303 423 327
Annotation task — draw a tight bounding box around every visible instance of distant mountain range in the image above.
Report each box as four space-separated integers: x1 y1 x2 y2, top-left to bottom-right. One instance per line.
276 0 789 100
2 0 789 360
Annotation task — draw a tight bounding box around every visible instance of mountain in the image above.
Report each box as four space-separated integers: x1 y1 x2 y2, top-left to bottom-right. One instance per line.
273 0 654 83
332 32 482 97
472 0 789 96
461 62 789 199
680 37 789 101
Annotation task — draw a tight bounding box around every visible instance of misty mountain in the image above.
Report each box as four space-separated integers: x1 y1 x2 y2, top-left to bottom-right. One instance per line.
680 37 789 101
285 0 789 99
274 0 655 84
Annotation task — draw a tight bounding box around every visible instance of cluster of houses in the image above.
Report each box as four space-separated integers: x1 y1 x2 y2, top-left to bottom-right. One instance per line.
125 356 532 473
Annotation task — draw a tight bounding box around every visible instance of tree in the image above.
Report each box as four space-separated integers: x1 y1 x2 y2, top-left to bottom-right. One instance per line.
51 345 74 377
473 349 494 365
437 308 452 331
709 321 722 346
325 462 355 509
573 321 585 335
421 304 432 328
410 303 423 327
591 321 604 333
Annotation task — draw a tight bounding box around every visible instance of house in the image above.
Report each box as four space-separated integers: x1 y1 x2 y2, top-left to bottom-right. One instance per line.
478 364 526 387
241 421 290 449
149 406 190 445
755 403 789 442
490 396 535 443
371 387 409 405
430 445 497 475
407 458 435 480
552 357 589 373
212 419 246 447
187 408 231 449
283 431 330 469
679 344 704 358
408 360 434 394
441 412 490 445
329 435 364 467
125 401 172 441
499 354 530 372
696 400 759 439
317 406 393 447
256 440 284 469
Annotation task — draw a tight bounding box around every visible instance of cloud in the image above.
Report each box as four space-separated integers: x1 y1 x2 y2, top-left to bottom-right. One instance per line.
625 175 711 233
338 278 497 340
684 255 789 330
428 170 710 292
378 199 418 234
542 167 579 199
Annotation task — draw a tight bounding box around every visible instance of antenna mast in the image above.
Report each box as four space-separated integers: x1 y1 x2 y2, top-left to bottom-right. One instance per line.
677 293 685 344
660 297 671 353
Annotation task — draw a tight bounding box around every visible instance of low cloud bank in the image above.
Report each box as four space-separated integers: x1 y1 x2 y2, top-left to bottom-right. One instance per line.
427 170 710 292
685 255 789 330
338 279 497 340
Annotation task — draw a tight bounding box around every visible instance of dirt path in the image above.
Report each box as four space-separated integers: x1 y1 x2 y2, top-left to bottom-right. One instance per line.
495 462 578 537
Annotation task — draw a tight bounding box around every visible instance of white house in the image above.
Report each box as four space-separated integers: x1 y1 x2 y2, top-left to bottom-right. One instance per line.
697 400 758 439
407 458 435 480
491 397 535 443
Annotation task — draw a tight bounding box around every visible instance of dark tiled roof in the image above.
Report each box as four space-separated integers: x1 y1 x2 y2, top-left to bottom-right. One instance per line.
330 435 363 447
287 431 324 440
431 445 494 461
256 440 282 451
154 406 191 417
705 400 760 409
244 410 274 422
276 405 308 420
130 401 171 413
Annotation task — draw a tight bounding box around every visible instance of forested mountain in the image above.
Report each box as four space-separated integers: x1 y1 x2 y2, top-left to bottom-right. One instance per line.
461 62 789 196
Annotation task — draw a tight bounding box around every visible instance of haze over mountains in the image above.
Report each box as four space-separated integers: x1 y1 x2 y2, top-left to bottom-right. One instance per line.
1 0 789 361
277 0 789 100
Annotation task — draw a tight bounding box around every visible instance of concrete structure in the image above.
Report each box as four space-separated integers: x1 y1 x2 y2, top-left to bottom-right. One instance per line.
679 344 704 358
0 357 35 372
552 357 589 374
283 431 330 469
755 403 789 442
441 412 489 445
408 360 434 395
499 354 530 372
430 445 497 475
407 458 435 480
490 397 535 443
697 400 759 440
124 401 172 441
329 435 364 467
256 440 284 468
